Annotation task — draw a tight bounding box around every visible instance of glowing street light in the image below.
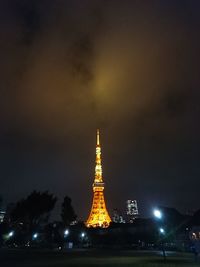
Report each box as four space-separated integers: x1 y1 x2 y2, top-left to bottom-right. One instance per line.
159 228 165 235
153 209 166 260
159 227 166 260
33 233 38 239
81 232 85 238
8 231 14 238
64 229 69 236
153 209 162 219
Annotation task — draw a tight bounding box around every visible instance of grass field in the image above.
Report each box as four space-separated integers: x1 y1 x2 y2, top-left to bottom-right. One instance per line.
0 249 199 267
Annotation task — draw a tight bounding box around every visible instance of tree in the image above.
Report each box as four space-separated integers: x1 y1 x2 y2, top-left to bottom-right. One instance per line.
191 209 200 226
157 206 183 228
0 196 2 209
10 191 57 229
61 196 77 226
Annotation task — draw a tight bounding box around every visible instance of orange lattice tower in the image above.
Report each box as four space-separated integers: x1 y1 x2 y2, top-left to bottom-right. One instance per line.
86 129 111 228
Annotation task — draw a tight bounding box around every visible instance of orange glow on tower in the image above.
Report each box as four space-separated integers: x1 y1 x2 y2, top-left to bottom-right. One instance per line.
86 130 111 228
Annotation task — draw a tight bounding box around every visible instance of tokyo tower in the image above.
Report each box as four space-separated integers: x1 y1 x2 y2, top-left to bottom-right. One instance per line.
86 130 111 228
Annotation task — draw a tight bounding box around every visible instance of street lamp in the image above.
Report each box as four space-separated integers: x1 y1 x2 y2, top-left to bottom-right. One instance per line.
33 233 38 240
153 209 166 261
8 231 14 238
64 229 69 237
81 232 85 238
159 228 166 260
80 232 86 247
153 209 162 219
159 228 165 235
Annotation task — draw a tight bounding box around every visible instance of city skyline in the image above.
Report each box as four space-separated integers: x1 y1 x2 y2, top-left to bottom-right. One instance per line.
0 1 200 220
0 127 198 221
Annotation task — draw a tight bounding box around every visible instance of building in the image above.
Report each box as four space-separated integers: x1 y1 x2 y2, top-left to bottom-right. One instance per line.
126 200 139 222
112 209 125 223
86 130 111 228
0 211 5 223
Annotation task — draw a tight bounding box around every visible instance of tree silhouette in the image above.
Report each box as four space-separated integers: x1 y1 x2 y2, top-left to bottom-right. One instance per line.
61 196 77 226
0 196 2 209
10 191 57 229
191 209 200 226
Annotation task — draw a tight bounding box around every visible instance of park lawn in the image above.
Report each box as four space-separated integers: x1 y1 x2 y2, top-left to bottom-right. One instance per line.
1 249 199 267
48 254 199 267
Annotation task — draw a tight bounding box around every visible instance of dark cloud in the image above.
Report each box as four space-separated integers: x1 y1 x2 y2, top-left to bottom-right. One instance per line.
0 0 200 219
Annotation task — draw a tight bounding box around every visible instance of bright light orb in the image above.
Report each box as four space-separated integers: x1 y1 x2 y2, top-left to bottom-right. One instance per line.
159 228 165 234
81 232 85 238
8 231 14 237
153 209 162 219
64 229 69 236
33 233 38 239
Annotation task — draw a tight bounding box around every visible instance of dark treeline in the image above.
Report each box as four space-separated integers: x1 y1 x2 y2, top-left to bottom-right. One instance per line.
6 191 77 227
1 192 200 251
0 191 78 248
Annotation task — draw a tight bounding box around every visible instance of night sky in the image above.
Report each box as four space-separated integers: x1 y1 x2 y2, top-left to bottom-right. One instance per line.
0 0 200 220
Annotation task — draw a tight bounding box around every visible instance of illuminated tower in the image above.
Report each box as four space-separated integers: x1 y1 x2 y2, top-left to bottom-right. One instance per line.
86 130 111 228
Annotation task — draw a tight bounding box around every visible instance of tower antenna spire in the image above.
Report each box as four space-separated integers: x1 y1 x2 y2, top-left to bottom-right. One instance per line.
97 129 100 146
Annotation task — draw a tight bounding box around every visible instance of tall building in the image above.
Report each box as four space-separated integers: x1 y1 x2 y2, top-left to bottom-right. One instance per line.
126 200 139 222
86 130 111 228
0 211 5 223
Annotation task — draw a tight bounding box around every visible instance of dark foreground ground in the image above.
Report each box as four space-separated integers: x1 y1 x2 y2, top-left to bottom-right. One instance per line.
0 248 199 267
